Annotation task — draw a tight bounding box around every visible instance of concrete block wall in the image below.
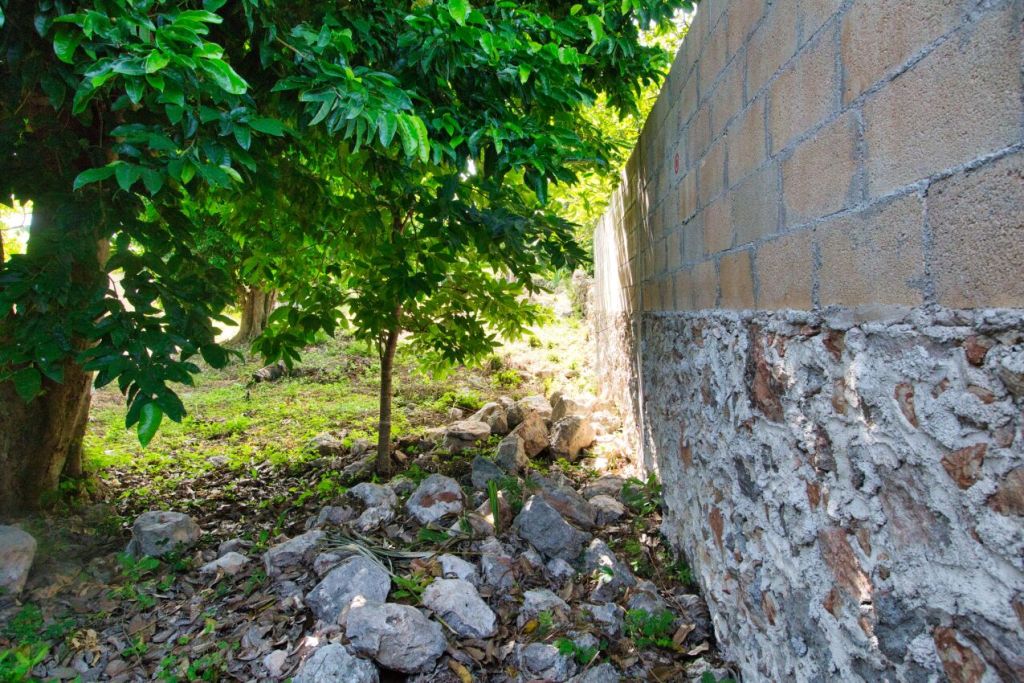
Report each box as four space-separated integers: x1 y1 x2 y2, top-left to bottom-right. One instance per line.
592 0 1024 680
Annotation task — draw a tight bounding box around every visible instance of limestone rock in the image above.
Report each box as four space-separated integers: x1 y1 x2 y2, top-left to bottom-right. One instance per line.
443 420 491 453
511 411 549 457
495 434 529 474
518 394 554 422
346 601 447 673
0 526 36 595
306 556 392 625
310 506 356 529
469 402 509 435
438 554 479 585
584 602 626 637
517 643 577 682
531 474 598 530
198 552 249 577
347 482 397 510
406 474 464 524
354 505 394 533
471 456 505 490
422 578 497 638
513 496 591 561
500 397 524 429
569 663 621 682
580 476 625 500
551 394 597 422
308 433 346 456
517 588 570 628
127 511 201 558
480 552 516 590
590 495 626 526
997 349 1024 397
547 557 576 581
583 539 636 602
293 643 378 683
263 530 324 576
549 415 596 460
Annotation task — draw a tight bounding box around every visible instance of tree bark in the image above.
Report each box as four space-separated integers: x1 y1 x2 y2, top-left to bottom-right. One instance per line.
230 287 276 346
375 326 400 478
0 196 103 513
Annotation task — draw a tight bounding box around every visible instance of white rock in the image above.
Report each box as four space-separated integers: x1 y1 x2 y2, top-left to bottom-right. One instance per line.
583 539 637 602
305 556 391 624
438 554 479 585
263 650 288 678
406 474 464 524
495 434 529 474
293 643 378 683
443 420 491 453
518 395 554 422
511 411 549 457
547 558 576 580
263 530 324 576
471 456 505 489
569 662 621 682
0 525 36 595
127 511 201 558
346 601 447 673
347 482 397 510
470 402 509 435
199 552 249 577
549 415 596 460
517 643 577 682
422 578 497 638
551 394 597 422
517 588 570 628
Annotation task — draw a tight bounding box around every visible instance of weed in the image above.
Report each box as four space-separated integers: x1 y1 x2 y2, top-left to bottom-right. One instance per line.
487 479 501 531
536 610 555 635
621 473 662 515
391 571 432 602
491 369 521 390
430 389 484 413
700 674 737 683
624 609 676 650
555 637 603 666
122 636 149 658
0 643 48 682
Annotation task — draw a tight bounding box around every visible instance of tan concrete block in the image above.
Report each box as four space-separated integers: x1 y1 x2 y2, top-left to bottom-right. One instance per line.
698 137 727 208
746 0 799 97
816 194 925 307
782 112 860 226
800 0 843 43
679 170 698 224
728 97 767 186
687 103 712 166
929 151 1024 308
681 214 704 264
841 0 961 103
654 236 668 275
711 58 745 137
864 7 1021 197
720 250 756 309
693 259 719 309
642 281 658 312
755 231 814 310
732 162 780 246
728 0 766 55
703 196 733 256
768 31 838 154
666 229 682 272
672 268 696 311
698 21 729 97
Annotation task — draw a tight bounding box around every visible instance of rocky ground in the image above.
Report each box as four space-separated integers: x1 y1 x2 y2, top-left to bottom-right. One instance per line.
0 301 736 682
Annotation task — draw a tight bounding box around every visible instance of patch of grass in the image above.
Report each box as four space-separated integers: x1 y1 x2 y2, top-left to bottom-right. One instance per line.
491 369 522 390
625 609 676 650
621 473 662 516
555 636 604 666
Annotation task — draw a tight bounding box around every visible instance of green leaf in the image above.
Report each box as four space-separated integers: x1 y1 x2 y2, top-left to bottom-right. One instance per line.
115 163 142 191
249 117 285 136
137 402 163 447
378 112 398 148
73 165 116 190
396 114 417 159
584 15 605 42
449 0 471 26
53 28 82 64
411 116 429 163
518 64 531 84
11 368 42 402
200 58 248 95
145 51 171 73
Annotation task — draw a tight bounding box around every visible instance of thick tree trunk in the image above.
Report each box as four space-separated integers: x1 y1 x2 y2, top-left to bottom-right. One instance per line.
0 196 103 513
375 326 400 479
230 287 276 346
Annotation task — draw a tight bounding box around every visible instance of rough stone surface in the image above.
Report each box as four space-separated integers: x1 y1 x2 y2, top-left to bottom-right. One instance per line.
513 496 591 561
470 456 504 490
517 643 577 682
293 643 378 683
517 589 570 628
127 511 202 558
569 662 621 683
346 601 446 673
495 434 529 474
422 578 497 638
0 526 36 595
305 556 391 624
549 415 597 460
580 476 625 500
406 474 464 524
438 554 479 585
583 539 637 602
469 402 509 435
511 411 549 457
347 482 397 510
551 394 596 422
443 420 491 452
585 602 626 638
590 495 626 526
517 394 553 422
263 530 324 576
531 474 598 530
198 552 249 577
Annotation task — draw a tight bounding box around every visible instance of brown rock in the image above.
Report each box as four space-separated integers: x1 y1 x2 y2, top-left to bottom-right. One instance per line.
709 507 724 550
818 528 872 603
894 383 918 428
511 411 549 458
963 336 993 366
941 444 986 489
805 480 821 508
987 467 1024 516
746 328 784 422
933 628 987 683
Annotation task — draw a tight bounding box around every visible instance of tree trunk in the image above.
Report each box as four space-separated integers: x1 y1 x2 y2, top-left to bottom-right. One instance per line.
0 196 103 513
230 287 276 346
375 326 400 478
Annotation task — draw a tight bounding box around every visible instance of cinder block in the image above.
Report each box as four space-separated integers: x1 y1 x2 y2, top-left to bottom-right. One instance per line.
681 213 704 265
841 0 961 103
768 30 838 154
755 231 814 310
929 151 1024 308
666 229 682 272
698 21 730 97
679 65 699 129
703 196 733 257
687 104 712 167
864 7 1021 197
711 59 745 137
782 112 860 226
728 0 766 55
698 137 727 208
720 249 756 309
816 194 925 307
672 268 695 311
728 97 767 186
693 259 719 310
731 162 780 246
800 0 843 43
746 0 799 97
678 171 698 225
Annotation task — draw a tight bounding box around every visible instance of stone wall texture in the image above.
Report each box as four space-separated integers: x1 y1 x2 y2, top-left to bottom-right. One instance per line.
591 0 1024 680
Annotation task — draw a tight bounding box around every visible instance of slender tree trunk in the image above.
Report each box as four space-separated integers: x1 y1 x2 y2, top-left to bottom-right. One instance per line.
375 325 401 478
230 286 276 346
0 196 104 512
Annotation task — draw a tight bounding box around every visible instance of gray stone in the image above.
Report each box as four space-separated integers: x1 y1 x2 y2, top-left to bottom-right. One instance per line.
442 420 491 452
388 477 417 496
589 410 622 436
218 538 247 556
293 643 378 683
551 394 597 422
583 539 636 602
495 434 529 474
198 552 249 577
584 602 626 637
580 476 625 500
997 349 1024 397
480 553 516 590
346 601 447 673
626 581 670 616
311 506 356 529
500 396 524 429
350 438 372 456
531 474 598 530
513 496 591 561
0 525 36 595
127 511 201 558
550 415 596 460
263 530 325 576
313 552 347 577
590 495 626 526
347 482 397 510
308 433 346 456
569 662 621 683
341 454 375 480
511 411 549 457
518 395 554 422
305 556 391 624
470 402 510 435
547 557 576 580
517 589 570 628
517 643 577 682
471 456 505 489
354 506 394 533
438 554 479 585
422 578 497 638
406 474 464 524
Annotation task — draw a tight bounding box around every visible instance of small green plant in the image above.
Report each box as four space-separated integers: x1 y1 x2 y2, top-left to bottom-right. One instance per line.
430 389 484 413
0 643 48 682
700 673 737 683
391 571 432 602
536 610 555 635
122 636 149 659
621 473 662 516
487 479 501 531
554 637 602 666
491 369 521 390
625 609 676 650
